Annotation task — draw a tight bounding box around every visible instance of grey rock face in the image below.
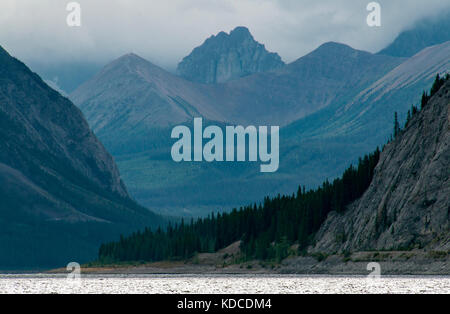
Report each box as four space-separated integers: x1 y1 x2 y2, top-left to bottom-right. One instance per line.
177 26 285 84
313 80 450 253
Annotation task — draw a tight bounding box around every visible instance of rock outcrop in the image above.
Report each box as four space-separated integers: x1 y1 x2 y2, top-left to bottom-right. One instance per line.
313 80 450 253
176 26 285 84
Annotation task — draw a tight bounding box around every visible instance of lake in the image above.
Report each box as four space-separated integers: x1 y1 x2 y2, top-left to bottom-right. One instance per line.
0 274 448 294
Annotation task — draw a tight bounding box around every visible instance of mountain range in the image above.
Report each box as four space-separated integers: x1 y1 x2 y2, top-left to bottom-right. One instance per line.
70 23 449 217
29 11 450 97
96 77 450 272
1 15 449 269
0 46 162 268
72 40 403 131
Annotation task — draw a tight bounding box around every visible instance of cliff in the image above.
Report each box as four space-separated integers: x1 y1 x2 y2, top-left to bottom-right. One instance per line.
313 79 450 254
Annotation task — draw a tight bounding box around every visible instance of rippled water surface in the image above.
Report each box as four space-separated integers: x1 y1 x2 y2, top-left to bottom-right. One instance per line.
0 274 448 294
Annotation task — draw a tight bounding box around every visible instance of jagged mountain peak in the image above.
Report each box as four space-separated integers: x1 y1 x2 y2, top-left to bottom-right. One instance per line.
176 26 285 84
202 26 254 47
229 26 253 39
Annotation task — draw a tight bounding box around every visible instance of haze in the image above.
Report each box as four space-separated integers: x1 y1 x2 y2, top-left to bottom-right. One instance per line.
0 0 449 70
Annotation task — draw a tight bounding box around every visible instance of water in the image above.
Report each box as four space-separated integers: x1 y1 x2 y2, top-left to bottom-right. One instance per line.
0 274 448 294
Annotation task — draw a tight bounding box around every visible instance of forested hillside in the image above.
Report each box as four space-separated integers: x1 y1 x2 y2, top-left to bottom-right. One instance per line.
99 148 380 262
98 74 448 264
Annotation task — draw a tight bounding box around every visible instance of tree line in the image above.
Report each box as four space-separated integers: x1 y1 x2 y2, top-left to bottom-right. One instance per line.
98 73 448 264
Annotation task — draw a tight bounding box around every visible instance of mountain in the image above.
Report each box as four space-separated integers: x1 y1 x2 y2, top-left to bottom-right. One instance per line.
379 11 450 57
71 53 221 131
96 76 450 274
313 78 450 253
275 42 449 212
202 42 403 126
177 26 285 84
70 41 403 216
72 41 403 136
284 41 450 141
0 46 162 269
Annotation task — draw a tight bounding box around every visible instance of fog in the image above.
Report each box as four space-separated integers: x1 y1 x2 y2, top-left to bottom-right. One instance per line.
0 0 449 69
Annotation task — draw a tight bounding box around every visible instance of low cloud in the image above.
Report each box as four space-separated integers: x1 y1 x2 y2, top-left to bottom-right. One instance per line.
0 0 449 69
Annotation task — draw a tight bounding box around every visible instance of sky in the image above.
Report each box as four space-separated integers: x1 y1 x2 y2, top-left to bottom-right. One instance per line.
0 0 449 70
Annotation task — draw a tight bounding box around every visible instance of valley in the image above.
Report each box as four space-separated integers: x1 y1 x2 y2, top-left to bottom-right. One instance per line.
70 30 449 217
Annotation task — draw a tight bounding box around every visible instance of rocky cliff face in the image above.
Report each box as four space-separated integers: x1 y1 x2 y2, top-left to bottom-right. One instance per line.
177 26 285 84
313 80 450 253
0 46 161 268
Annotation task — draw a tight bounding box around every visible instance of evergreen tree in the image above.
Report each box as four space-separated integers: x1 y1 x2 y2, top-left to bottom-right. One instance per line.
406 110 411 127
421 91 429 109
393 112 400 138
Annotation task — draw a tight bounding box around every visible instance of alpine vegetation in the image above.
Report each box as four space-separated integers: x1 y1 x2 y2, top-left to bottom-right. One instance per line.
171 118 279 173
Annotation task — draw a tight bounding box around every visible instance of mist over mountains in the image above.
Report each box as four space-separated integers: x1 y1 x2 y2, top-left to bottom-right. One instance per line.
379 11 450 57
71 40 402 133
70 24 449 217
1 14 449 269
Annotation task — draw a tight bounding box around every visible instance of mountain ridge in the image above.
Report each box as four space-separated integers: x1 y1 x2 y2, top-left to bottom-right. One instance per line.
69 40 418 217
72 41 403 130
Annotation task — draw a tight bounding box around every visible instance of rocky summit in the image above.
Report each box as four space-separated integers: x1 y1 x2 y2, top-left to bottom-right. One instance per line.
176 26 285 84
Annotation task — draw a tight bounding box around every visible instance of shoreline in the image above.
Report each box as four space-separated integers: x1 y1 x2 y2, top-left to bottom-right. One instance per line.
43 250 449 276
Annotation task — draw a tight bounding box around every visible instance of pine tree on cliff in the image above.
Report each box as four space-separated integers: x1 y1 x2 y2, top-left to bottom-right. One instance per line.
394 112 400 138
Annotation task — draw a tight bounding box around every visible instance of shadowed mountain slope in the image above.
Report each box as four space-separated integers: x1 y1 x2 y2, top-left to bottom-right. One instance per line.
0 46 163 269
